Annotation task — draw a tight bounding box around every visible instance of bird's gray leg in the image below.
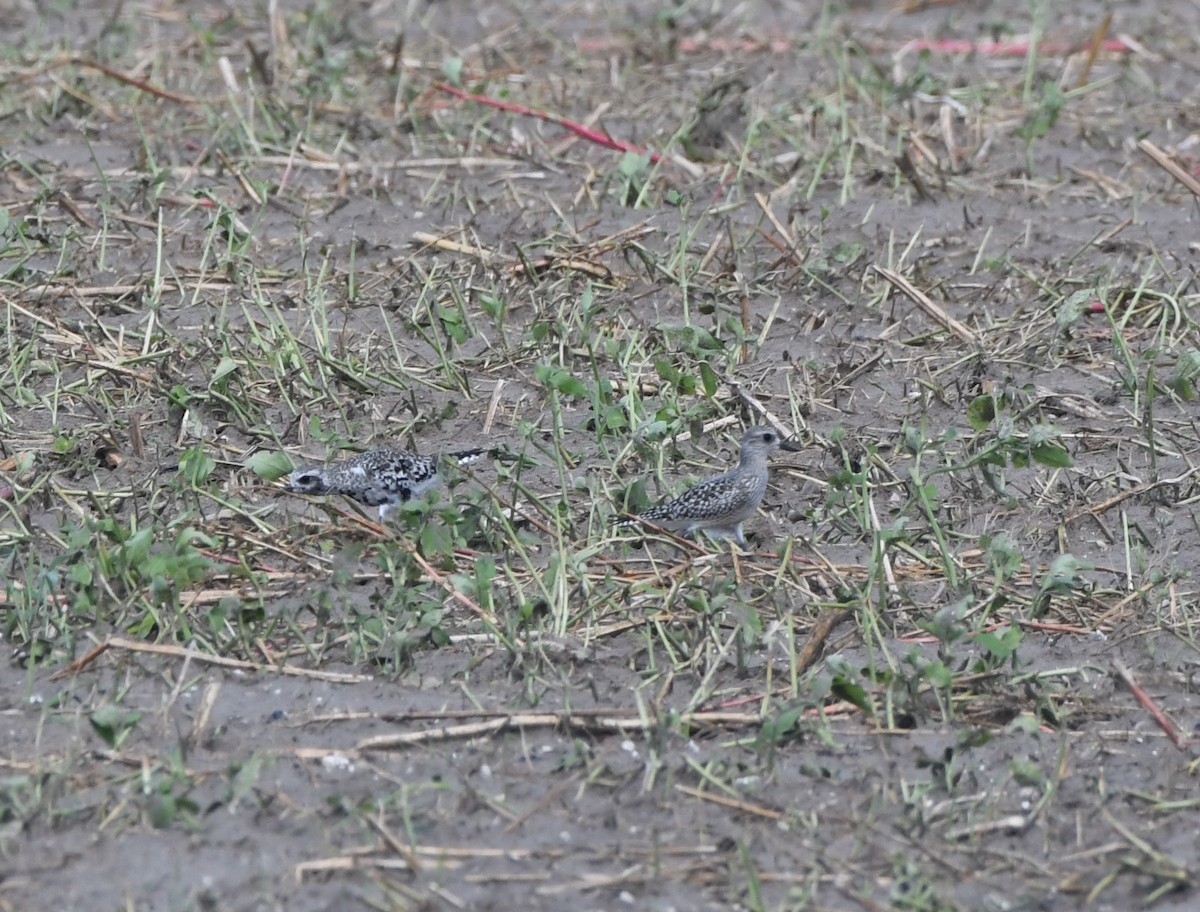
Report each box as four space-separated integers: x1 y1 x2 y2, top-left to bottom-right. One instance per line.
734 524 746 548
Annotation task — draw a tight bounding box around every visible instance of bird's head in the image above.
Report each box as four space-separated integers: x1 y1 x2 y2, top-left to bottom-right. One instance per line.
286 467 329 494
740 425 801 457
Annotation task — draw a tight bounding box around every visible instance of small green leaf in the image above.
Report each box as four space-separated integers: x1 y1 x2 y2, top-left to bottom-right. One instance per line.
923 661 953 688
559 374 588 398
623 478 649 513
699 362 719 397
653 359 679 384
975 626 1021 660
441 56 463 86
1043 553 1089 589
148 791 177 829
1167 348 1200 400
917 481 941 511
479 295 504 321
830 675 874 715
617 150 650 179
977 445 1008 468
122 527 153 567
90 705 141 749
832 240 865 264
983 532 1022 581
1009 758 1044 787
1056 289 1095 331
534 363 587 398
1007 714 1042 734
902 426 925 454
966 394 996 432
174 526 217 552
228 753 265 810
1031 443 1072 468
168 385 191 408
419 522 453 558
244 450 294 480
179 446 215 484
917 603 968 644
957 728 993 749
653 359 696 394
211 357 240 384
474 556 496 586
685 324 720 352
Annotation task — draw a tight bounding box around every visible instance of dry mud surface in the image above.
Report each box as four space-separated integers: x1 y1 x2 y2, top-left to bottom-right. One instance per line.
2 1 1200 911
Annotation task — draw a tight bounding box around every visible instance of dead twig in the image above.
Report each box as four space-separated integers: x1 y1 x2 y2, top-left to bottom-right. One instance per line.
411 230 511 265
50 640 111 680
61 636 370 683
185 682 221 751
1064 467 1200 524
794 608 853 676
69 55 202 105
363 813 424 874
1138 139 1200 200
1076 11 1113 88
873 264 979 347
674 784 783 820
356 710 763 752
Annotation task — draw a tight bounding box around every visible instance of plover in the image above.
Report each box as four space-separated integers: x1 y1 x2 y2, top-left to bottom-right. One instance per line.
617 425 800 547
286 445 487 520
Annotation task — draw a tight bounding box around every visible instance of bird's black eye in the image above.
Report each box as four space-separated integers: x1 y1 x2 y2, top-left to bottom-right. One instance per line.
763 432 776 443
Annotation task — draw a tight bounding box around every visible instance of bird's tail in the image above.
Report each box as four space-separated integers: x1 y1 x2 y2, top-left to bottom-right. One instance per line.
449 448 488 466
449 446 523 467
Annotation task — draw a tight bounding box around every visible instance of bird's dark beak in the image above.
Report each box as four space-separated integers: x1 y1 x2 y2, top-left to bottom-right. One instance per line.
780 438 803 452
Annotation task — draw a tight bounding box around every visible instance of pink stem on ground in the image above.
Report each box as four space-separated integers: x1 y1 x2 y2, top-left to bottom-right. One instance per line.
1116 660 1194 751
576 35 1132 57
434 82 662 164
905 37 1131 55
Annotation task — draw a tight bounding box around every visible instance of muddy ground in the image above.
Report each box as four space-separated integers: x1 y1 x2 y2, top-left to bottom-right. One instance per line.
2 1 1200 910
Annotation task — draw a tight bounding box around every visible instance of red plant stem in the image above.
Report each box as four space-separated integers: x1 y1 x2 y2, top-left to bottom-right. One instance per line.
72 55 201 105
434 82 662 164
576 35 1132 57
1115 659 1193 752
905 38 1130 55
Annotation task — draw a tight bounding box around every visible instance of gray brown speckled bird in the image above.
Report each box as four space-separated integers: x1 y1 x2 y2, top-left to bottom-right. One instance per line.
286 446 486 520
618 425 799 546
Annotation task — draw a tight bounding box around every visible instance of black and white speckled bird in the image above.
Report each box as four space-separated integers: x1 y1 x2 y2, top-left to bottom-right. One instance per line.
617 425 800 547
286 446 487 520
